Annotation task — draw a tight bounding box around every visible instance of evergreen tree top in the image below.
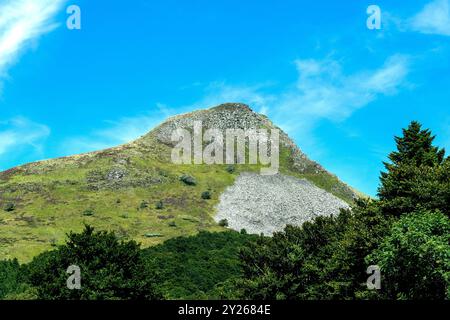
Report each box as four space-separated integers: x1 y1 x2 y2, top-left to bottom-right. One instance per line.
388 121 445 167
378 121 448 210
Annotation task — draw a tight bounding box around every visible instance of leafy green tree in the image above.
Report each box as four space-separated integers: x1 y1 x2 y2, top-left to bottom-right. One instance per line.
237 203 391 300
143 231 255 299
26 225 162 300
366 211 450 300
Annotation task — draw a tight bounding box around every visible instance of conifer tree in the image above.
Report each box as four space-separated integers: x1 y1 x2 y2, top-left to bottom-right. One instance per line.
385 121 445 167
378 121 446 215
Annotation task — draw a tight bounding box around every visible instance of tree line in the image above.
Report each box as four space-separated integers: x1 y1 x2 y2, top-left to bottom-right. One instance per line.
1 121 448 300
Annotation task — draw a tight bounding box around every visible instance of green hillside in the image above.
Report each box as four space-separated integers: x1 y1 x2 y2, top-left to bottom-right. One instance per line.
0 103 357 262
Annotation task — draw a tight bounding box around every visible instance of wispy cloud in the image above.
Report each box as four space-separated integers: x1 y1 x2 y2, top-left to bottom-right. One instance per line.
156 54 410 157
59 54 410 158
0 117 50 157
279 54 410 122
0 0 65 94
410 0 450 36
59 83 278 155
190 55 409 132
61 105 171 155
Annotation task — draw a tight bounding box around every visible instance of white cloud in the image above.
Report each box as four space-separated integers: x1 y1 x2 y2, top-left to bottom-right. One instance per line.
59 84 277 155
141 55 408 158
0 0 65 93
160 55 410 141
382 1 450 37
410 0 450 36
281 54 410 122
61 105 171 155
0 117 50 156
59 54 410 158
184 55 409 128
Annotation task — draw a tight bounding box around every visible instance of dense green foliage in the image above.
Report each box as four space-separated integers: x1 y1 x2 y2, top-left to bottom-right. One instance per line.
235 121 449 300
367 210 450 299
25 225 162 300
0 229 254 300
0 121 448 300
143 230 256 299
0 259 29 299
237 204 391 299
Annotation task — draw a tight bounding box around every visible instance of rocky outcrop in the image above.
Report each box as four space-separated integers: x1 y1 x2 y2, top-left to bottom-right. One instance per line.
150 103 326 174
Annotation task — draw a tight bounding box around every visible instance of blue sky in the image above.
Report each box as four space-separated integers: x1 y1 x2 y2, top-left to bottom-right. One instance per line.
0 0 449 196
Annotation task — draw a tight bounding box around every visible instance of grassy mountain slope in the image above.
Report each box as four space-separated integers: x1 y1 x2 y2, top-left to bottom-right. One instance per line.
0 103 358 262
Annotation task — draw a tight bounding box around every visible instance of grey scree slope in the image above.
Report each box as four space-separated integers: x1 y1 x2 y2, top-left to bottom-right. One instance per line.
215 172 350 235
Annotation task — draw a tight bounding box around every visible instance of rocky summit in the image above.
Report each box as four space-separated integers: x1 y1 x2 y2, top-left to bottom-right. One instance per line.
0 103 358 262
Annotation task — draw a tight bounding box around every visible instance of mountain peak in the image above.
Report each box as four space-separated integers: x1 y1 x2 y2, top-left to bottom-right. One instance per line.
149 102 271 146
0 102 359 261
209 102 253 112
146 103 330 175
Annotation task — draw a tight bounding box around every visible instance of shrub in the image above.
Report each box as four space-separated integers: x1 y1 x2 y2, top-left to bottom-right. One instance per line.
226 165 235 174
218 219 229 227
139 200 149 210
179 174 196 186
82 209 94 216
50 239 57 247
201 191 212 200
155 201 164 210
4 203 15 212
